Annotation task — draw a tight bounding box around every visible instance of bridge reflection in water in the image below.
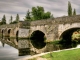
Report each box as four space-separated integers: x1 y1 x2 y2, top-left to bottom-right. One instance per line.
0 41 31 60
0 37 31 56
0 36 61 56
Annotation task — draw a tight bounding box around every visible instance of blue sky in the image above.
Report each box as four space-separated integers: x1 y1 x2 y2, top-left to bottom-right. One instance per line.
0 0 80 23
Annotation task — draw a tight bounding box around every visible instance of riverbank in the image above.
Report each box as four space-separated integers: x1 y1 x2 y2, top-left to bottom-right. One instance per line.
17 45 80 60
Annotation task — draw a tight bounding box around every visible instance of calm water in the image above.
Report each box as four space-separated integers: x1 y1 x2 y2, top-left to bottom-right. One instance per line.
0 41 30 60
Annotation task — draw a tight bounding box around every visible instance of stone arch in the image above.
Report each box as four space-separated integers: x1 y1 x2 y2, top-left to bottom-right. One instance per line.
59 27 80 48
30 30 46 49
60 27 80 40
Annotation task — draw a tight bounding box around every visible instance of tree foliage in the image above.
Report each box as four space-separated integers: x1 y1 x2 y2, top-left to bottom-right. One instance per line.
1 15 6 24
10 15 13 24
32 6 44 20
43 12 51 19
25 10 31 20
10 14 20 24
15 14 19 23
68 1 72 16
73 9 76 15
25 6 53 21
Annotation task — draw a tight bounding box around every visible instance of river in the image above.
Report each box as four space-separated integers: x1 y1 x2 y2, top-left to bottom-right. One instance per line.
0 41 30 60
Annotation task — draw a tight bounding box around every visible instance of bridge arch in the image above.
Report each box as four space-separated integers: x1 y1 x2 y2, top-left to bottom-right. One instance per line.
59 27 80 48
60 27 80 40
30 30 46 49
7 29 11 37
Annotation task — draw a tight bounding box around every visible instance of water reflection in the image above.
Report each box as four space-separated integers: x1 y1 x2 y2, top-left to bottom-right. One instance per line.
0 38 30 60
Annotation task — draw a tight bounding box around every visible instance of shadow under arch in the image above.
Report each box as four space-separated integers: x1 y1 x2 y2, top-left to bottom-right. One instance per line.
16 30 19 42
8 29 11 37
59 27 80 48
1 29 4 38
30 30 46 49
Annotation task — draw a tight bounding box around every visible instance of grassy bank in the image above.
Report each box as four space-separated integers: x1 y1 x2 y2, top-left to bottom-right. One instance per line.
29 48 80 60
42 48 80 60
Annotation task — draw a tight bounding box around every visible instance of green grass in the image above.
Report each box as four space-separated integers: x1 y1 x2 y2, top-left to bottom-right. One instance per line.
42 48 80 60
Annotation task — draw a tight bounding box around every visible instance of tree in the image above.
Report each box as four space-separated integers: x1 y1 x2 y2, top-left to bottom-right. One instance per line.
68 1 72 16
43 11 51 19
73 9 76 15
36 6 44 19
31 6 52 20
15 14 19 23
2 15 6 24
24 6 53 21
32 6 44 20
10 15 13 24
24 10 31 20
32 6 39 20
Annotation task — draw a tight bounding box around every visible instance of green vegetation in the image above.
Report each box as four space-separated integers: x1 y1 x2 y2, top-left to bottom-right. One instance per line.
42 48 80 60
10 14 20 24
15 14 19 23
68 1 72 16
0 15 6 25
24 10 31 21
68 1 77 16
9 15 13 24
24 6 53 21
73 9 76 15
11 14 20 24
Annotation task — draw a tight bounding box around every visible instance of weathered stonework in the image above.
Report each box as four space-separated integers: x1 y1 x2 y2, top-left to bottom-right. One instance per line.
18 28 30 38
0 15 80 55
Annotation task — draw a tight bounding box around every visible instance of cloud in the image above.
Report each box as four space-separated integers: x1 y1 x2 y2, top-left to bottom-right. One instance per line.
0 0 80 23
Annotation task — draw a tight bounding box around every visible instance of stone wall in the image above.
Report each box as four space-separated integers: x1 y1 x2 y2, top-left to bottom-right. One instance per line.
18 28 30 38
30 15 80 41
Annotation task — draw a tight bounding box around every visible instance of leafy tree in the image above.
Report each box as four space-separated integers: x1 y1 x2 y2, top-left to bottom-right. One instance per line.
68 1 72 16
36 6 44 19
43 11 51 19
31 6 52 20
15 14 19 23
73 9 76 15
10 15 13 24
24 6 53 21
32 6 39 20
2 15 6 24
25 10 31 20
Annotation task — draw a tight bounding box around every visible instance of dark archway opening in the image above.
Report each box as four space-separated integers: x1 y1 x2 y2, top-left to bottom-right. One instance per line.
59 28 80 49
30 30 46 49
8 29 11 37
2 30 4 39
16 31 19 42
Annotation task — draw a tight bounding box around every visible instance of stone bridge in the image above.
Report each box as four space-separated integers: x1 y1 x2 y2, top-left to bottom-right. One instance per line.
0 15 80 56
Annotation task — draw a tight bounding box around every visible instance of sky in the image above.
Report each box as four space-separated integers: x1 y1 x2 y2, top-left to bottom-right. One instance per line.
0 0 80 23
